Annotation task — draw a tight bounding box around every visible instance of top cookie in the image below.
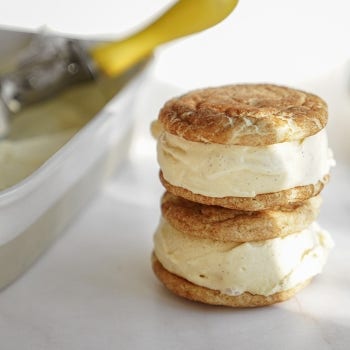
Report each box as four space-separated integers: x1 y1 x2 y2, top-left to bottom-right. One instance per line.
158 84 327 146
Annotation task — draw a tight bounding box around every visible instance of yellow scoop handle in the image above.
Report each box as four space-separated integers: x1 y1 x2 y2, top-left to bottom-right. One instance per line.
91 0 239 76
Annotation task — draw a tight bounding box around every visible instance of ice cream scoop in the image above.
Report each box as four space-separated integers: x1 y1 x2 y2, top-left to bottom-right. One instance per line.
0 0 239 137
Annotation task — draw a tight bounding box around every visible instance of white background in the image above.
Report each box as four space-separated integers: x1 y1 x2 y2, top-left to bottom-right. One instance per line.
0 0 349 85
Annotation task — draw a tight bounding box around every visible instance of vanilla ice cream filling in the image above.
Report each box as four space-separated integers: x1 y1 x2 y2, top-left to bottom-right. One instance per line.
154 219 334 296
157 128 334 197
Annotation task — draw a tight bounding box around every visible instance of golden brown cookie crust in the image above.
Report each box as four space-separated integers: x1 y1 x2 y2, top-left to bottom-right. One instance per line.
158 84 327 146
161 192 321 242
160 171 329 211
152 254 310 307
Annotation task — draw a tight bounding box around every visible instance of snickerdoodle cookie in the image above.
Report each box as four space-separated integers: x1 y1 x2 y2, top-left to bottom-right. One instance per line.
153 84 334 210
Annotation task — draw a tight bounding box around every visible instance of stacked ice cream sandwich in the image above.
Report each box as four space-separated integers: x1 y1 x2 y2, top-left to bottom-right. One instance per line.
151 84 334 307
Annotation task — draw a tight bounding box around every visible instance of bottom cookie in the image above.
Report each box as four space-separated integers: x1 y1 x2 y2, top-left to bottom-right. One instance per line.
152 253 311 308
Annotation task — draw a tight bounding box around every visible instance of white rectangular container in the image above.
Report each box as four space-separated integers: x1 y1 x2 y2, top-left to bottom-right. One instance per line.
0 29 150 289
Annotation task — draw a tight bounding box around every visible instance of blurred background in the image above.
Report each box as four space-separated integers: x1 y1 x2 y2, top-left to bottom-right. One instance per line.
0 0 349 84
0 0 349 160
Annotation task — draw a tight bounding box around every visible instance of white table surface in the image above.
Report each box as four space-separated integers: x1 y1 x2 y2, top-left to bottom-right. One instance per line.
0 76 349 350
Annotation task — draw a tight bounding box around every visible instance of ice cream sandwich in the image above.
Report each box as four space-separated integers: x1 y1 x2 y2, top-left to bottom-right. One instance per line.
152 84 334 210
151 83 334 307
152 194 333 307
